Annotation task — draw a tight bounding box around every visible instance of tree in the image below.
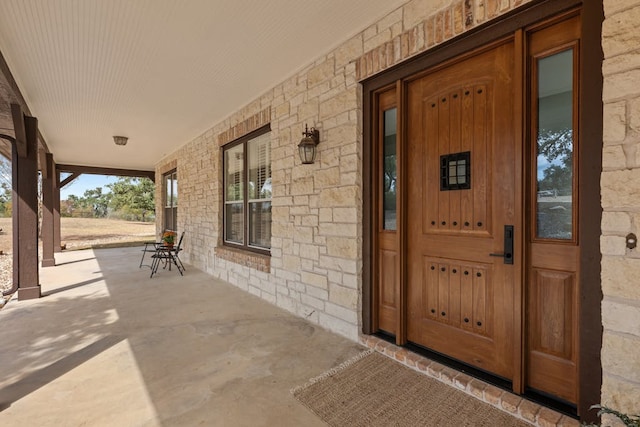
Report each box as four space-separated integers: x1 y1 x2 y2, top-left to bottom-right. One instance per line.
0 183 10 217
107 177 155 221
0 156 11 217
537 128 573 195
82 187 110 217
60 176 155 220
537 128 573 168
538 164 572 194
63 193 92 218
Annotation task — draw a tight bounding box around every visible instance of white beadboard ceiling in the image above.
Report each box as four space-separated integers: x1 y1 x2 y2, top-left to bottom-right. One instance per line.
0 0 407 171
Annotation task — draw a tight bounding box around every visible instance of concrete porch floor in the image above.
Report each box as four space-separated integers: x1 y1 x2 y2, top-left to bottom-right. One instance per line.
0 246 365 426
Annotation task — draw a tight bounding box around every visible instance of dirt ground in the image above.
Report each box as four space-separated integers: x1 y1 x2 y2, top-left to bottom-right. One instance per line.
56 217 156 250
0 217 155 296
0 217 155 252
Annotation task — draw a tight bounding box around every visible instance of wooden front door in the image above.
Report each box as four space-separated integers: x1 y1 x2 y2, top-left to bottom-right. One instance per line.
369 5 592 415
406 41 519 380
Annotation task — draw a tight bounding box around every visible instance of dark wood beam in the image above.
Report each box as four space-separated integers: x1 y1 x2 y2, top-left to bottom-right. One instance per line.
1 50 51 156
57 164 155 182
59 172 81 189
0 51 32 116
39 148 49 179
579 0 604 423
10 104 26 158
42 153 55 267
54 171 61 252
13 113 40 300
0 137 11 160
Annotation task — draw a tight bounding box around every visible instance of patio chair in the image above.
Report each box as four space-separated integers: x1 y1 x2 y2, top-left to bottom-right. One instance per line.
169 231 186 272
139 229 170 268
150 231 185 278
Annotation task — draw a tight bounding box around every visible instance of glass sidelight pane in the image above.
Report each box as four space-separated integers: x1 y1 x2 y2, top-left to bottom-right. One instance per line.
536 49 574 240
383 108 397 230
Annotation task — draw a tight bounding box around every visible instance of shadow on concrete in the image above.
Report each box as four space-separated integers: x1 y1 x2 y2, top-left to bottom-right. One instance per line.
42 277 104 296
0 335 124 411
53 257 96 266
0 245 364 426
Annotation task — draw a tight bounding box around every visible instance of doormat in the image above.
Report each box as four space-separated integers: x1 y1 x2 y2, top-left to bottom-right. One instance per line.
292 350 532 427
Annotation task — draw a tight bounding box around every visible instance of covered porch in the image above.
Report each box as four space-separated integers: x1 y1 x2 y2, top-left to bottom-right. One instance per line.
0 246 577 426
0 246 363 425
3 0 639 424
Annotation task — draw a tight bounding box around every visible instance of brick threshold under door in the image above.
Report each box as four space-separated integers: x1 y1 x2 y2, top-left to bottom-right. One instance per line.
359 335 579 427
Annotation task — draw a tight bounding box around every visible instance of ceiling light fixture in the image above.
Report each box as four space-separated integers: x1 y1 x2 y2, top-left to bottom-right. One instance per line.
113 135 128 146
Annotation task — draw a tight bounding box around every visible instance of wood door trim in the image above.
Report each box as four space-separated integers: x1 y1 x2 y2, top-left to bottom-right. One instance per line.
396 79 407 346
361 0 582 92
578 1 603 422
512 28 525 396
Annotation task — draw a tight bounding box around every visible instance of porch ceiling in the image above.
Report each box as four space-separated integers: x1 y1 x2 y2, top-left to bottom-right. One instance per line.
0 0 406 171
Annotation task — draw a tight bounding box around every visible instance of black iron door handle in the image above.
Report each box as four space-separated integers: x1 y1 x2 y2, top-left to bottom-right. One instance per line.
489 225 514 265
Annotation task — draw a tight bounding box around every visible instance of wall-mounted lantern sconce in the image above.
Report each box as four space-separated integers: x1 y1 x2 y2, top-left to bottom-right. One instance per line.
298 124 320 164
113 135 128 146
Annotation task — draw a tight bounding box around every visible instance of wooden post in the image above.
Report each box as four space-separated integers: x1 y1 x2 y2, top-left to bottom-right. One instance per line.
54 169 61 252
13 113 40 300
41 152 55 267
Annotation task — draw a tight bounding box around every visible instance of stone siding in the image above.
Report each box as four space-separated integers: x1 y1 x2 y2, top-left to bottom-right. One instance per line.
151 0 640 418
601 0 640 416
155 0 533 342
154 0 640 418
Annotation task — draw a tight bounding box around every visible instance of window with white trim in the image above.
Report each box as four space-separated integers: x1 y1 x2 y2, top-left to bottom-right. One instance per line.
223 126 271 252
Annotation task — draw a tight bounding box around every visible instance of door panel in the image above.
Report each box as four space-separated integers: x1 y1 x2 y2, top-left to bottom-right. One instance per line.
531 269 575 357
422 86 491 235
528 267 577 402
380 249 398 308
422 259 494 334
526 15 581 404
375 89 400 335
528 265 577 402
407 42 517 380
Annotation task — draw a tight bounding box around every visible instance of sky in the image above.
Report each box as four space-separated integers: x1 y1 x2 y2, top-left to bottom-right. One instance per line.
60 174 120 199
0 154 139 200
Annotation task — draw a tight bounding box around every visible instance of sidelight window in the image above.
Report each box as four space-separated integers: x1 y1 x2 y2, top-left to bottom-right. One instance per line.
383 108 398 230
534 48 575 240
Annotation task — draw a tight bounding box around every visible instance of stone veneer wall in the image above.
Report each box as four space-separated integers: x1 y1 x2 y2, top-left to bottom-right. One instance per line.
156 0 536 342
601 0 640 415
